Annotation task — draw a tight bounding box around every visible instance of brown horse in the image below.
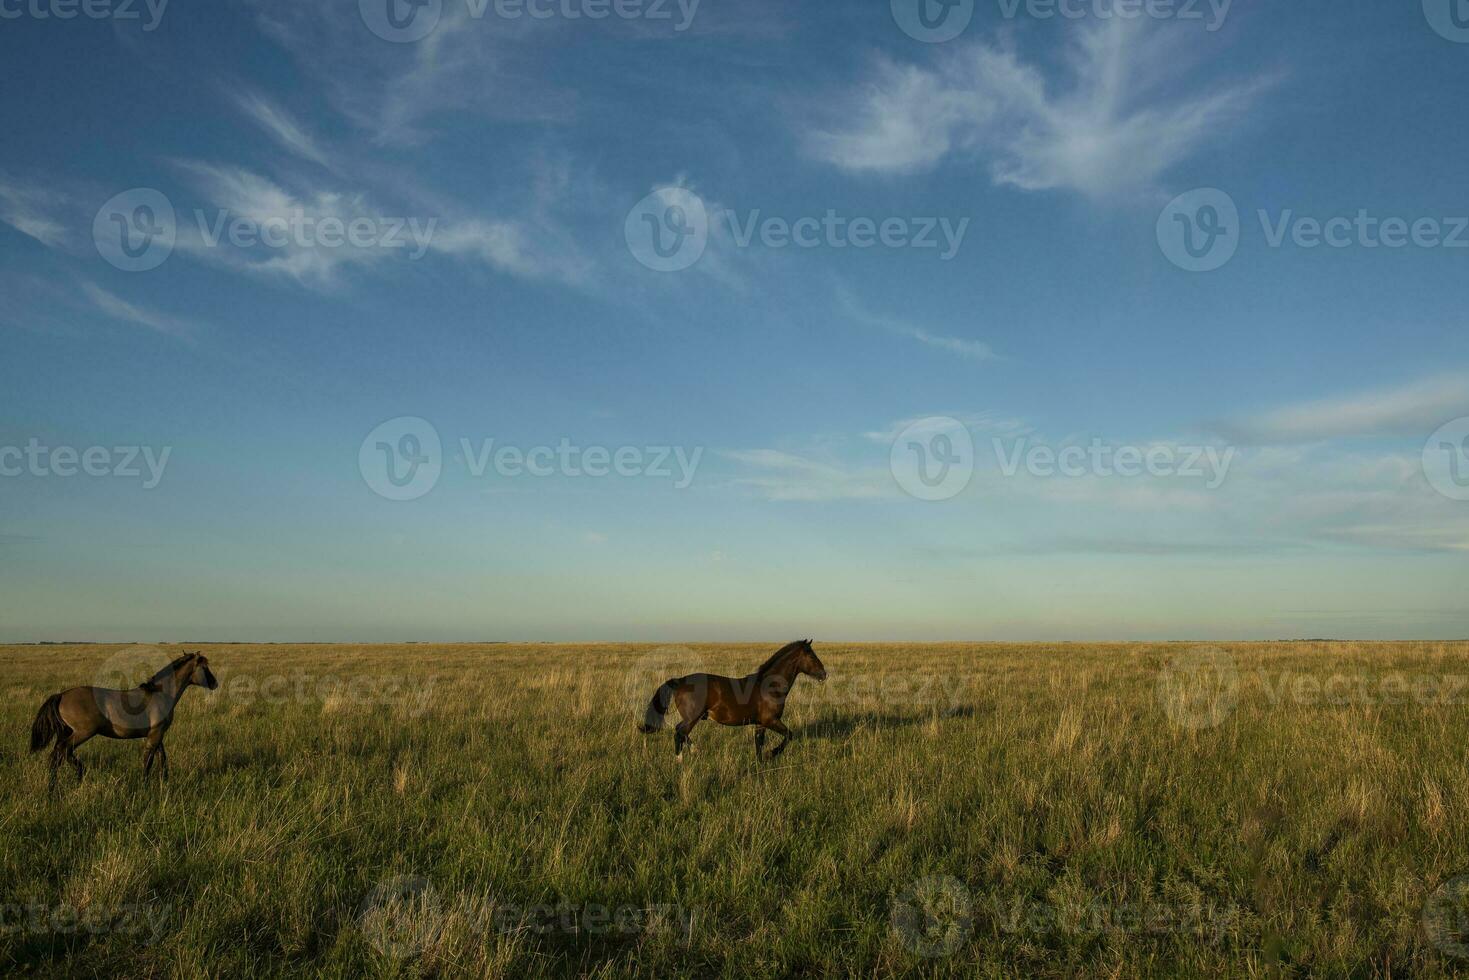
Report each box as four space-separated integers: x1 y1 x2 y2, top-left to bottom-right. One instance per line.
637 640 827 760
29 651 218 791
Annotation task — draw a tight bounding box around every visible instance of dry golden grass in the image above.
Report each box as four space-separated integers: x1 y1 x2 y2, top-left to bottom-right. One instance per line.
2 641 1469 977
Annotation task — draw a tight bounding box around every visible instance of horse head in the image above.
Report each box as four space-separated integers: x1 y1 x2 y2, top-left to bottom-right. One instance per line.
187 652 219 691
795 639 827 681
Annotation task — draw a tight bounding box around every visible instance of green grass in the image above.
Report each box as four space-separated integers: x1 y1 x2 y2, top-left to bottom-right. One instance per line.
3 641 1469 977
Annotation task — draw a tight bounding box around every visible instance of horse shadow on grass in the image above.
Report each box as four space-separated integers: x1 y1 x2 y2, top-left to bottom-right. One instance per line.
800 704 979 741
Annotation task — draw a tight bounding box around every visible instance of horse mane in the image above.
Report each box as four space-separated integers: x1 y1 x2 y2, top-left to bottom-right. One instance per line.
141 652 197 691
756 640 810 677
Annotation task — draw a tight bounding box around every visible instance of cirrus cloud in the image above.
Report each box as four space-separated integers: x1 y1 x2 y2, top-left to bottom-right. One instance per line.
807 19 1275 202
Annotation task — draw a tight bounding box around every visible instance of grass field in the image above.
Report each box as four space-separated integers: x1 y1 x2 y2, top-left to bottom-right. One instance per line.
3 641 1469 978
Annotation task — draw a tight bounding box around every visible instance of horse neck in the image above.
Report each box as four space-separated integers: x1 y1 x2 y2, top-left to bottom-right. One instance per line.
760 655 802 686
148 665 193 704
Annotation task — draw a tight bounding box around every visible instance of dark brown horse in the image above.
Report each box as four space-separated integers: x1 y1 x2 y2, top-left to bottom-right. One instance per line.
29 651 218 791
637 640 827 760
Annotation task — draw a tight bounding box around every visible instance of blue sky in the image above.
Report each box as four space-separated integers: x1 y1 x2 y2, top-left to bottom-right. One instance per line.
0 0 1466 641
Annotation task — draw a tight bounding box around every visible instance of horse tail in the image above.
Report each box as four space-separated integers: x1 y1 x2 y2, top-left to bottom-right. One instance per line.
29 693 65 753
637 679 680 733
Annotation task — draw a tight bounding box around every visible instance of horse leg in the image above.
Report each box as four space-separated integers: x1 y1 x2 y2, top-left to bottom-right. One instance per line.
672 687 704 761
673 707 702 761
65 731 89 784
48 741 67 794
143 731 164 781
763 720 793 759
674 719 698 761
754 728 766 760
158 742 169 782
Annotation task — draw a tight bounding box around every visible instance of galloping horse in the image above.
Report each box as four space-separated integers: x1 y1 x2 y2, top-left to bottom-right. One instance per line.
29 651 218 791
637 640 827 760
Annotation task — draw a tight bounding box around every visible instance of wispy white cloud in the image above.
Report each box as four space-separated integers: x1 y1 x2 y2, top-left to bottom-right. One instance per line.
628 178 747 290
0 174 70 248
232 90 332 168
171 161 389 287
247 0 789 147
837 284 997 361
723 415 1026 503
719 448 893 502
81 282 193 339
430 220 537 274
979 438 1469 553
907 328 997 360
1233 445 1469 553
862 413 1029 445
723 411 1469 555
431 217 593 284
170 159 587 288
1217 372 1469 444
247 1 575 148
810 60 983 175
808 19 1273 201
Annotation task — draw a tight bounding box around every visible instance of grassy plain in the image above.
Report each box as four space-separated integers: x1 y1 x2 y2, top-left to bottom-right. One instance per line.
2 640 1469 977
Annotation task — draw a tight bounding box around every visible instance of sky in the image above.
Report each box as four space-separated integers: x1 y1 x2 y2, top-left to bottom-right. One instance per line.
0 0 1466 642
